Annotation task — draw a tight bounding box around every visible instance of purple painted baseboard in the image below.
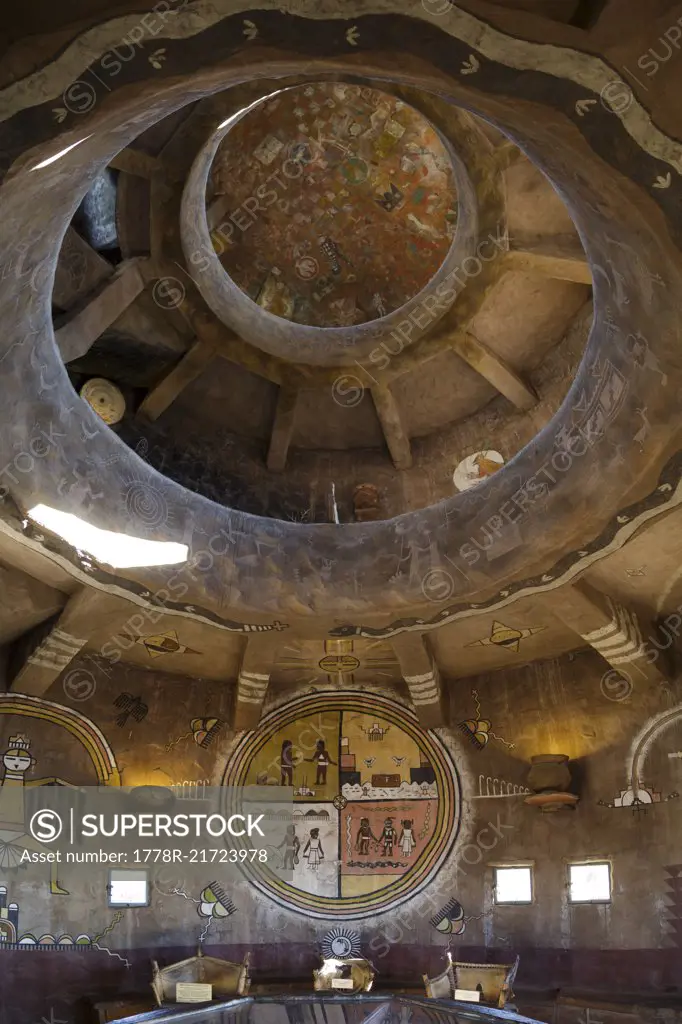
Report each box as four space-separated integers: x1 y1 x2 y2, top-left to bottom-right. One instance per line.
1 944 680 1024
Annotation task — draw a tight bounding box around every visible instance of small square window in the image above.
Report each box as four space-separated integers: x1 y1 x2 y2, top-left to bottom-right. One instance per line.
494 866 532 904
569 862 611 903
108 869 149 907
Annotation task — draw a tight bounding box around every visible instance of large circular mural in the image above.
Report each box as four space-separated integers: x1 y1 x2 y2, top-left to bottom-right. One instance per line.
223 691 461 918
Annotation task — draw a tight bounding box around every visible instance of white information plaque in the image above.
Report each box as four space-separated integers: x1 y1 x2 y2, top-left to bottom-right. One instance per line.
455 989 481 1003
331 979 354 990
176 982 213 1003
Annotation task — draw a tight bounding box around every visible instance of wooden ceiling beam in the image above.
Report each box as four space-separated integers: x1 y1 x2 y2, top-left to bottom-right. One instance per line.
452 332 538 411
55 257 148 363
267 386 300 472
109 148 160 179
505 234 592 284
552 580 669 686
233 636 281 731
391 633 444 729
9 589 91 696
137 337 217 422
53 227 113 310
372 384 413 470
142 265 293 388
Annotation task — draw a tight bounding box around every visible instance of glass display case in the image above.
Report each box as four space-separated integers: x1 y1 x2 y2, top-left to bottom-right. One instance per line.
112 993 543 1024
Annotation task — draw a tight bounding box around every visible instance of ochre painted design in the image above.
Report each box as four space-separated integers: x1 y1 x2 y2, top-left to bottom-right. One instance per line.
211 83 457 328
458 690 514 751
125 629 200 659
198 882 237 919
164 717 223 753
465 620 546 654
0 693 120 786
431 897 466 936
0 881 93 950
318 640 361 679
223 691 460 918
279 638 399 688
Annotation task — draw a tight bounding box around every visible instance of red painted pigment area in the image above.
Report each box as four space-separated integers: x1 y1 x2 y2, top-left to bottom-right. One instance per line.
208 83 458 328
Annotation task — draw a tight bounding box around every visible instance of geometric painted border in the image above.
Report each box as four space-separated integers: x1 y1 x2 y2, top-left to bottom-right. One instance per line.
222 691 461 918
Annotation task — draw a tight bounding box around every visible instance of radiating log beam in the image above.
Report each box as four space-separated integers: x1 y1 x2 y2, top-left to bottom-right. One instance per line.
142 267 292 387
53 226 113 310
9 589 131 697
372 385 413 470
55 258 148 362
506 235 592 284
391 633 443 728
0 564 65 645
233 637 281 731
10 590 91 696
553 580 669 686
267 386 299 472
137 337 217 421
452 333 537 411
109 148 159 179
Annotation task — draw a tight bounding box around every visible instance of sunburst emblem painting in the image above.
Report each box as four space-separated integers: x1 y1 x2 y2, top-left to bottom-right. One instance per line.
321 927 361 960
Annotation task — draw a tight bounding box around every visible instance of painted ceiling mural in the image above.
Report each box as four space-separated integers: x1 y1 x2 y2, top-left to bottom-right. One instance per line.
209 82 458 328
223 691 461 918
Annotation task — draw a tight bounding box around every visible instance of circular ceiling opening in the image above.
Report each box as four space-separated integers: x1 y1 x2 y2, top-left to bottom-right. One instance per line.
207 83 458 328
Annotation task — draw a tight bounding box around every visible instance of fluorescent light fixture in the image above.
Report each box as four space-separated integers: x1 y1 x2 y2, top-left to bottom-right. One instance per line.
28 504 188 569
31 136 93 171
216 90 284 131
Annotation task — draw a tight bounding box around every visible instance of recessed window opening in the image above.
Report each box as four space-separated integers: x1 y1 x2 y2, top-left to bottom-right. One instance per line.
107 869 150 907
568 861 611 903
494 865 532 904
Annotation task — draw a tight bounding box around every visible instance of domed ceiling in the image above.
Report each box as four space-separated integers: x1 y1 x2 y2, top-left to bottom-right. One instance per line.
0 0 680 705
209 83 458 327
48 77 594 525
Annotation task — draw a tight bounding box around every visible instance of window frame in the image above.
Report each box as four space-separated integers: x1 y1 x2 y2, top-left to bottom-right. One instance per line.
567 860 612 904
493 864 534 905
107 868 151 909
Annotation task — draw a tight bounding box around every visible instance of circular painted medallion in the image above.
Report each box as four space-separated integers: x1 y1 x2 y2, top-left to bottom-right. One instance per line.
223 691 461 918
80 377 126 425
453 450 505 492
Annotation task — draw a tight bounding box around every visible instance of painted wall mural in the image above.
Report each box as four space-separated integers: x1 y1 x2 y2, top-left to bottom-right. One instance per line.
466 620 546 654
458 690 514 751
210 82 458 328
223 691 461 918
453 451 505 492
277 638 401 688
600 702 682 810
0 881 93 949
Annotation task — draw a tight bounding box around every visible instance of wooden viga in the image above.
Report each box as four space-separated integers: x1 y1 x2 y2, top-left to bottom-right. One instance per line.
151 947 251 1005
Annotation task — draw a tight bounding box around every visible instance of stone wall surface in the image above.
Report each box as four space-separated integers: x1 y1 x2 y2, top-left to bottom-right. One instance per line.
0 649 679 1019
